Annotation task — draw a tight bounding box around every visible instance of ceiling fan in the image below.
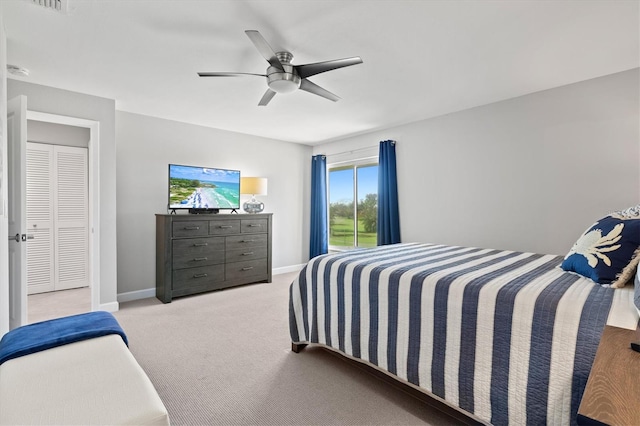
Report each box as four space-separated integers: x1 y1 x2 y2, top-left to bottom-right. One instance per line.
198 30 363 106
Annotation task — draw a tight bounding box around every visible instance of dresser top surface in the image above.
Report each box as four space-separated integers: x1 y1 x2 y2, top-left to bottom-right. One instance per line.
156 213 272 218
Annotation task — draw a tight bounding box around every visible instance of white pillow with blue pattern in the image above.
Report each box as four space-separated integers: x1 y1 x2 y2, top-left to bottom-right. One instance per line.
561 204 640 288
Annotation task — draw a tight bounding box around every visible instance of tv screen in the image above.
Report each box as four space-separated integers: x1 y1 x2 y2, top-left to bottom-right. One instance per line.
168 164 240 210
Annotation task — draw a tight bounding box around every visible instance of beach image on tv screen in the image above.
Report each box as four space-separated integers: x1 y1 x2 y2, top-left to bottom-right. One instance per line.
169 165 240 209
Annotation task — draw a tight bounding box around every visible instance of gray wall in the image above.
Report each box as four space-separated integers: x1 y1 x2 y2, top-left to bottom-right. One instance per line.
27 119 89 147
8 68 637 305
8 79 118 307
115 111 311 296
315 69 640 256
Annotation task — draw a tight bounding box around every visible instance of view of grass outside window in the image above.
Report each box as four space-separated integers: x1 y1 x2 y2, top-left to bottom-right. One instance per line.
329 162 378 250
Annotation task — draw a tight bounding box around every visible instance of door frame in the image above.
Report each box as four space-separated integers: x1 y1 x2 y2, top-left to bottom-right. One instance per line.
26 111 100 312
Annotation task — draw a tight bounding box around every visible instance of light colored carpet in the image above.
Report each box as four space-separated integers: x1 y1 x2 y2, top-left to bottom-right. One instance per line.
114 272 461 426
27 286 91 324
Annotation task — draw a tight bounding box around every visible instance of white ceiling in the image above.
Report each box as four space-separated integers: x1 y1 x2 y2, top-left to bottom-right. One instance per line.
3 0 639 145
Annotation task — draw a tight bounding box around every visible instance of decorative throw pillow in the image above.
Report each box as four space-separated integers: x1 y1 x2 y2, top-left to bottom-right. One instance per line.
561 207 640 288
610 204 640 219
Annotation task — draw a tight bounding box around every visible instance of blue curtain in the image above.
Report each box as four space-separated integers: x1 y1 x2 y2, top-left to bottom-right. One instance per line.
377 140 401 245
310 155 328 258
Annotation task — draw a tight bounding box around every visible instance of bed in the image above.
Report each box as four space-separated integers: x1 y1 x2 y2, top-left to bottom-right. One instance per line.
289 242 639 425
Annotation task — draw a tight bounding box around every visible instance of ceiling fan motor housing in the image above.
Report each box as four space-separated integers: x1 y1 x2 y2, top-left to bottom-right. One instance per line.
267 52 301 93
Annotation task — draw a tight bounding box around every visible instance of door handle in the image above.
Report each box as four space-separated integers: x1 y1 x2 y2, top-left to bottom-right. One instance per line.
8 234 34 242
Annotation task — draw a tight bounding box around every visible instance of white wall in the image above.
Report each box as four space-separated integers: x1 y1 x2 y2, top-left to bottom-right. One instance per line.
115 111 311 296
7 80 118 308
315 69 640 256
0 3 9 335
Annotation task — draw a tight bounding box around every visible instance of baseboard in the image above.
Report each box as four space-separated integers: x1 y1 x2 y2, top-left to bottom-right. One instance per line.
99 301 119 312
118 288 156 303
273 264 305 275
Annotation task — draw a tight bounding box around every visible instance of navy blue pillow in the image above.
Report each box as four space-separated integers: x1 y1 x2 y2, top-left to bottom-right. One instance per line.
561 215 640 286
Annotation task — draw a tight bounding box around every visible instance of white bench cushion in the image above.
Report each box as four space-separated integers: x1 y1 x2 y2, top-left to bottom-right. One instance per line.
0 334 169 425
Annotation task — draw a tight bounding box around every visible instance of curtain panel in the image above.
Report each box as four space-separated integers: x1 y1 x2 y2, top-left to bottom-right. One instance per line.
310 155 328 258
377 140 401 245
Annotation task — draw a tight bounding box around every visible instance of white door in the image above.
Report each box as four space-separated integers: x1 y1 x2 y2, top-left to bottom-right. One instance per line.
26 143 88 294
54 145 88 291
26 142 54 294
7 96 27 329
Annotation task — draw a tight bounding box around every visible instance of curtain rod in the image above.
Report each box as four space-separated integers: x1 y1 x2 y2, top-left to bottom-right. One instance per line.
322 145 378 157
321 140 395 158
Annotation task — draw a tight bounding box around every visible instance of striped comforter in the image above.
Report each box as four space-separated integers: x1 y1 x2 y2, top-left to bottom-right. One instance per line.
289 243 615 425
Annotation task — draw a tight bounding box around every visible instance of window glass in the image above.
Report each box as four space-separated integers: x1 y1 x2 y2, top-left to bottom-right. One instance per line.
329 167 354 249
328 162 378 250
356 165 378 248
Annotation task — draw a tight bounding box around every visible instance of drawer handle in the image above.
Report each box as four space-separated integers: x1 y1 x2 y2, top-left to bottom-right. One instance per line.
248 224 261 227
193 243 208 247
184 226 200 230
219 225 233 229
193 273 208 278
241 267 254 271
194 257 208 261
242 252 254 256
241 240 255 243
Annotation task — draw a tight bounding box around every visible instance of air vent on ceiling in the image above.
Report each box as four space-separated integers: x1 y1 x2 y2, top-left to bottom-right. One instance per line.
7 65 30 77
30 0 68 13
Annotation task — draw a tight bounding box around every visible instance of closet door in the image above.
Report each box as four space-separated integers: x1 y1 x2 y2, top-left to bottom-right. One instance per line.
26 143 54 295
54 145 88 291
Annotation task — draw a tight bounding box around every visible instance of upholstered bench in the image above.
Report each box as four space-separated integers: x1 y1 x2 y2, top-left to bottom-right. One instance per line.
0 312 169 425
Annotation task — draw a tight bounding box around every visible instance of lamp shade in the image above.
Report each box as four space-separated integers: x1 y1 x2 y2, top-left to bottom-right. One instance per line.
241 177 268 195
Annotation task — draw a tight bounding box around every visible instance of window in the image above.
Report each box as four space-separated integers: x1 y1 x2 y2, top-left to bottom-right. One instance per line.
328 161 378 250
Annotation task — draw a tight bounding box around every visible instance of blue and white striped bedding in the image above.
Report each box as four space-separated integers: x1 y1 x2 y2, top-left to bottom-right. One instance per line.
289 243 618 425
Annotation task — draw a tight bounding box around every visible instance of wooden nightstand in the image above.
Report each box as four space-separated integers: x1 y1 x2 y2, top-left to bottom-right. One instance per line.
577 325 640 425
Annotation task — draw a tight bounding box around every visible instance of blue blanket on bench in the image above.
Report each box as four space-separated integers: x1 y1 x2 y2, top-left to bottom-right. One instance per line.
0 311 128 365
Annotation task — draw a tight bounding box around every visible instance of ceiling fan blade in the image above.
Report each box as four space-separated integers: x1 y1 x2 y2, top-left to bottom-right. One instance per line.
299 79 340 102
295 57 363 79
245 30 284 71
198 72 266 77
258 89 277 106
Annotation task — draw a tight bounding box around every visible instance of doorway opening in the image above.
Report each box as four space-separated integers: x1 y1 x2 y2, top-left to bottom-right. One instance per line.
25 111 100 324
26 140 89 322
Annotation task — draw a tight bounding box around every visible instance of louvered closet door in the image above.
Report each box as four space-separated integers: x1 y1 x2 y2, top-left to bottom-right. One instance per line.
26 143 55 295
54 145 88 291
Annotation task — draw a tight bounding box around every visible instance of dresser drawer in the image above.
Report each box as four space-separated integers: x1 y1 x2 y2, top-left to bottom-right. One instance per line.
172 264 224 290
226 246 268 263
225 234 267 250
172 237 225 270
225 259 267 281
172 221 208 238
241 219 268 234
209 220 240 235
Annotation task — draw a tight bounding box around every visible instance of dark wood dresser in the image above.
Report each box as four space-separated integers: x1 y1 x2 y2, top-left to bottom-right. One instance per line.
577 324 640 425
155 213 272 303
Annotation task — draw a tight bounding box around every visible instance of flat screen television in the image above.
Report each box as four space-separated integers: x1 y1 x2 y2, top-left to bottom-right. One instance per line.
168 164 240 212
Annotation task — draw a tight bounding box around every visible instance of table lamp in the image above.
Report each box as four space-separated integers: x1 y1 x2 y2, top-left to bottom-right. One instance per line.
241 177 267 213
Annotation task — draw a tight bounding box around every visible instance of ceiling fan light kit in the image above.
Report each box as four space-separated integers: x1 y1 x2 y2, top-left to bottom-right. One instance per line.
198 30 362 106
267 52 300 94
